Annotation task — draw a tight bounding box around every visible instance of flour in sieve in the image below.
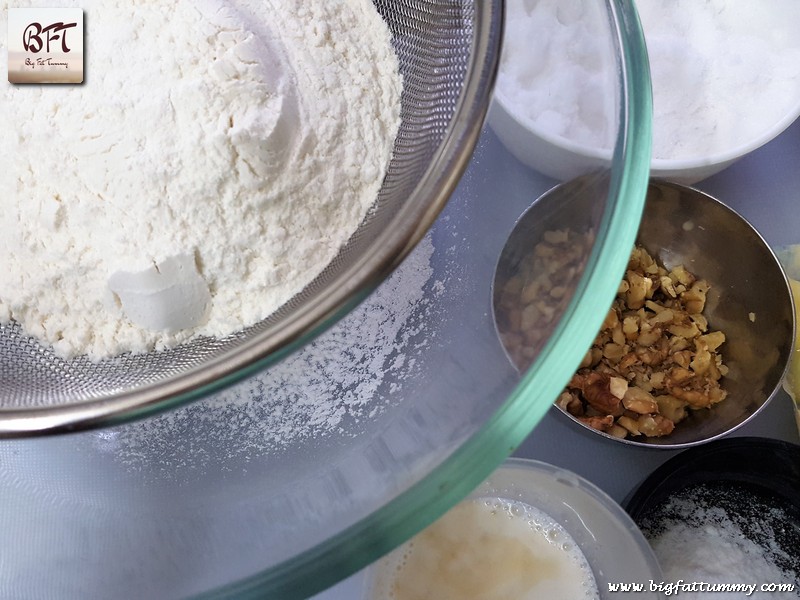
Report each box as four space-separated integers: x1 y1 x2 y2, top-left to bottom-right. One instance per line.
0 0 401 359
95 235 437 474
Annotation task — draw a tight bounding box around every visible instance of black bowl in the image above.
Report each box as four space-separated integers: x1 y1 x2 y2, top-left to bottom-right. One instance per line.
624 436 800 581
624 437 800 519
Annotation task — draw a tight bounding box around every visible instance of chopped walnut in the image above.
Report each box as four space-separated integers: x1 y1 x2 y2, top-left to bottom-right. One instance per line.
562 244 728 439
495 228 594 369
496 238 729 441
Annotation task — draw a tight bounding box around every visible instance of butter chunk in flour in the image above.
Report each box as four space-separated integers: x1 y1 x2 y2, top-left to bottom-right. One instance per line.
0 0 402 360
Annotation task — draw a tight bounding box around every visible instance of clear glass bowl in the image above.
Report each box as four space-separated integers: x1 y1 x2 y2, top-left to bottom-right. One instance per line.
0 1 651 598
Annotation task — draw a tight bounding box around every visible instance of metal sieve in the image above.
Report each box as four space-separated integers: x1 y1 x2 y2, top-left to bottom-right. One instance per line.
0 0 502 435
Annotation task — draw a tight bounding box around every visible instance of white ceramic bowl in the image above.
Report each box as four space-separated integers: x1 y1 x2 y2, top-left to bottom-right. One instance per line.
491 0 800 184
489 95 800 184
487 95 613 182
367 458 663 599
649 99 800 184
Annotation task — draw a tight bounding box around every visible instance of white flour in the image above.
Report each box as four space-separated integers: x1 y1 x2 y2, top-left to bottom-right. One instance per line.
496 0 800 160
95 235 437 474
0 0 401 359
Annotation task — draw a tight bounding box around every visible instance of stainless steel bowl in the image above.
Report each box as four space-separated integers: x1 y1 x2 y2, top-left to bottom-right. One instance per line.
495 180 795 448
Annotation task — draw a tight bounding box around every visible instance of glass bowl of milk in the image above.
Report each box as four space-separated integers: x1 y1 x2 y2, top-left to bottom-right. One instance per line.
366 458 663 600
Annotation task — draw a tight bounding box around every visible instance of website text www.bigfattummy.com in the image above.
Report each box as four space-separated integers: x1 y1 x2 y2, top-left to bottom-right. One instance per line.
607 580 796 596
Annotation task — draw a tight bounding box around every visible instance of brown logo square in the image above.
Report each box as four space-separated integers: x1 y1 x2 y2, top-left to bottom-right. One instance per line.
8 7 84 84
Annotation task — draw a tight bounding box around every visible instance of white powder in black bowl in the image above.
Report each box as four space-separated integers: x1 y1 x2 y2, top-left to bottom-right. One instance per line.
625 438 800 599
638 482 799 599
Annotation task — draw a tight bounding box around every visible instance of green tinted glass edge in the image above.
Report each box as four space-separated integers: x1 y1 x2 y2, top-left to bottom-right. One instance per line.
201 0 652 597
